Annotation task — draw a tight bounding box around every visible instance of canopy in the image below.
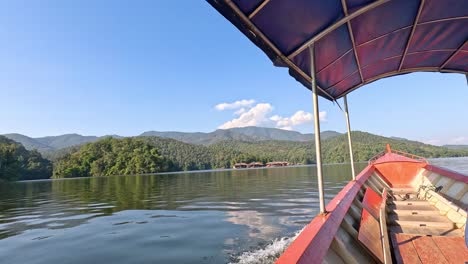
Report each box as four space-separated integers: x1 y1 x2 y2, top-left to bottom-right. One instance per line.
207 0 468 101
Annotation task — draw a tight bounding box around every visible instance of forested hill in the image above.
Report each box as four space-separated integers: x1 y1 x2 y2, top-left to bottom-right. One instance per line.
140 127 341 145
0 136 52 181
3 127 341 151
52 138 173 178
3 133 117 153
206 131 468 165
49 132 468 179
321 132 465 162
2 130 468 180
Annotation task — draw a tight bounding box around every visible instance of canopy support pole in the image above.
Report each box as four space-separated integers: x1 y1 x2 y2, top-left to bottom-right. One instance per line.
343 95 356 180
309 44 326 214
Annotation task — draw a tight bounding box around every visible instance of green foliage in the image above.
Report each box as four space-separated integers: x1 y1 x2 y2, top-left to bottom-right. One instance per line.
7 131 468 180
139 137 213 171
205 131 468 166
322 131 468 162
0 136 52 181
52 137 173 178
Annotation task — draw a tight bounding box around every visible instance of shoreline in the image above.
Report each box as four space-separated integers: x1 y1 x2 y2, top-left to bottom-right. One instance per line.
11 156 468 183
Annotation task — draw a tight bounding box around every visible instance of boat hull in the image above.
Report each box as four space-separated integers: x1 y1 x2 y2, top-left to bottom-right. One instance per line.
276 151 467 264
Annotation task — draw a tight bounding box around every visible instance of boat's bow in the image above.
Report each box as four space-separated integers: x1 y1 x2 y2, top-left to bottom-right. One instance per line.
276 146 467 263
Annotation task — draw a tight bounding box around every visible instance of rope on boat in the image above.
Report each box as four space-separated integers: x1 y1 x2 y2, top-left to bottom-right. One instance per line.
396 193 411 201
417 184 443 200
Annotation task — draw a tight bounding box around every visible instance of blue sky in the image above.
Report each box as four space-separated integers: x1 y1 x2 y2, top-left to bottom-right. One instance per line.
0 1 467 145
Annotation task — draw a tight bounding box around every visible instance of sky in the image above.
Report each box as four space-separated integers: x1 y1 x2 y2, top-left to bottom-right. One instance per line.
0 1 467 145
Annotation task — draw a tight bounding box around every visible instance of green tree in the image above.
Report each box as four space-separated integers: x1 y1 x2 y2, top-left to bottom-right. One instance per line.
0 136 52 181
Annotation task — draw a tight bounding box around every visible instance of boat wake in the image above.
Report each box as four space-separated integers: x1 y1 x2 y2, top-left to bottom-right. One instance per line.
230 228 303 264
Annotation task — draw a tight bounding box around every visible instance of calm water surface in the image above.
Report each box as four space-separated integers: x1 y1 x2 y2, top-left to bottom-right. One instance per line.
0 158 466 264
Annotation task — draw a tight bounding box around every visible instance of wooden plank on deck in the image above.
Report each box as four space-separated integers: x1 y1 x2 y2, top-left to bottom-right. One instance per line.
391 233 468 264
432 236 468 263
411 235 449 264
391 233 421 264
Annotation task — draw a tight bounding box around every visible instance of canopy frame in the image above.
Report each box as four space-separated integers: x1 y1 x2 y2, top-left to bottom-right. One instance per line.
343 95 356 180
222 0 336 101
287 0 390 59
248 0 270 19
440 40 468 70
309 44 326 214
398 0 425 71
341 0 365 83
209 0 468 101
340 67 467 98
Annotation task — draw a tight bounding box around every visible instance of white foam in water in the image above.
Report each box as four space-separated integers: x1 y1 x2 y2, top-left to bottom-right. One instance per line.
231 228 304 264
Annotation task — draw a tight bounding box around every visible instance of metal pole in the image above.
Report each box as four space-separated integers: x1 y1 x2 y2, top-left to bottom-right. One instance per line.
309 44 326 214
343 95 356 180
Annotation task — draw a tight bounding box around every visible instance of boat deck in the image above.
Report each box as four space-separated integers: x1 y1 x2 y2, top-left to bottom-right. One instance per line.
387 189 468 263
391 233 468 264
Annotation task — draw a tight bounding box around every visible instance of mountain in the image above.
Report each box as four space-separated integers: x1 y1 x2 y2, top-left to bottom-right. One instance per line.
443 145 468 150
3 134 115 152
4 127 340 152
0 136 52 181
208 131 468 165
390 136 409 141
3 128 468 180
3 128 463 163
140 127 341 145
52 137 174 178
51 131 468 178
3 133 54 152
36 134 100 150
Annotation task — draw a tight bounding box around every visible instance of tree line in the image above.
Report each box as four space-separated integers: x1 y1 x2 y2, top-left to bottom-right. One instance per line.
1 132 468 181
0 136 52 181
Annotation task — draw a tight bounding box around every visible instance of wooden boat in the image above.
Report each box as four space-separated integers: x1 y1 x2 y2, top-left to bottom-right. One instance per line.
206 0 467 262
276 145 467 263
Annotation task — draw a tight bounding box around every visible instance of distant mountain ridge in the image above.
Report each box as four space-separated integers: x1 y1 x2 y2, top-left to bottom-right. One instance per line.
3 129 468 180
4 127 342 152
141 127 341 145
4 133 101 153
443 145 468 150
50 131 468 179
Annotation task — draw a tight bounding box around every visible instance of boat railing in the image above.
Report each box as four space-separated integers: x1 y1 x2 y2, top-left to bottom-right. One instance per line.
368 149 428 164
368 151 386 164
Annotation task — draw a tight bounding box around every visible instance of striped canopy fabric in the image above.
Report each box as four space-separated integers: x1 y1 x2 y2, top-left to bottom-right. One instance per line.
207 0 468 101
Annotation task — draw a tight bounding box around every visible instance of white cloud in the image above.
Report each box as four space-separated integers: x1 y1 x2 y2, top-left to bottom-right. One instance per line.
270 110 327 130
424 136 468 146
448 136 468 145
234 108 247 116
425 139 442 146
217 100 327 131
218 103 274 129
215 99 256 111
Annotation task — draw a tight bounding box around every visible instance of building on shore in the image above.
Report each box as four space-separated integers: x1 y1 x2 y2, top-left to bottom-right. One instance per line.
266 161 289 167
234 161 291 169
248 162 264 168
233 163 248 169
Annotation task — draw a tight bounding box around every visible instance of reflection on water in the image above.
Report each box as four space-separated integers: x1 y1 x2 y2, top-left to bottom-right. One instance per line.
0 158 464 263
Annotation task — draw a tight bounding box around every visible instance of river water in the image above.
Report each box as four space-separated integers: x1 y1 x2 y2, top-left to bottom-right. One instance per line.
0 158 466 264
